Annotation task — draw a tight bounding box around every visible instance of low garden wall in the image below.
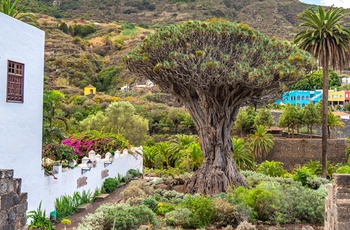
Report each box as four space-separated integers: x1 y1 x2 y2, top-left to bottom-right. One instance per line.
29 154 142 218
325 174 350 230
264 138 348 170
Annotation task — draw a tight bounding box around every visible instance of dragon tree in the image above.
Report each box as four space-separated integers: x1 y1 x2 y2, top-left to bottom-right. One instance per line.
124 20 315 195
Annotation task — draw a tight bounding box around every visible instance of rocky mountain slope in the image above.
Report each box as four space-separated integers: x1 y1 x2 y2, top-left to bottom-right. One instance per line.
26 0 314 40
22 0 320 94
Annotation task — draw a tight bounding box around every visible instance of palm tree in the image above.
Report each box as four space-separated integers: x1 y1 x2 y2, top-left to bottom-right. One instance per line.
248 125 274 160
0 0 34 21
294 6 350 178
327 111 345 139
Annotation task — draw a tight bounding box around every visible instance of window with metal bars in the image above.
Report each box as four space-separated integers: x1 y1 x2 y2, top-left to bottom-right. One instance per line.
7 60 24 103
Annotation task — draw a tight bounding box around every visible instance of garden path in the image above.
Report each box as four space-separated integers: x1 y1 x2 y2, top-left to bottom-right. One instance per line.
54 184 128 230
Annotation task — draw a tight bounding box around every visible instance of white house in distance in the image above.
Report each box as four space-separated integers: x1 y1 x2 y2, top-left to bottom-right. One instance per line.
0 13 45 212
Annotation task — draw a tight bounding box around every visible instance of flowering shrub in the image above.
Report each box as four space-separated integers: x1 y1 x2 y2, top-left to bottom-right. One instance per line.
62 131 129 161
42 143 76 163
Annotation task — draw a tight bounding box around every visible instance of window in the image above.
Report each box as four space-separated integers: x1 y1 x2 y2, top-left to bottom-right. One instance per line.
297 96 300 100
306 96 309 99
7 60 24 103
302 96 305 100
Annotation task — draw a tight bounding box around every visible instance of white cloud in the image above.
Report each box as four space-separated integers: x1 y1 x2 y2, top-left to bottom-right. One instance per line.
321 0 350 8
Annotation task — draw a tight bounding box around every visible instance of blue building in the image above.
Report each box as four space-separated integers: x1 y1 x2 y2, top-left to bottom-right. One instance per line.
275 90 323 107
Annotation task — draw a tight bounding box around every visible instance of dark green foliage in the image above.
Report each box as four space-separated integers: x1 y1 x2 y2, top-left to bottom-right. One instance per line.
142 197 158 211
73 24 96 37
58 22 69 33
27 201 55 230
344 103 350 111
292 70 341 90
122 22 135 30
94 66 123 92
127 169 142 177
101 175 121 193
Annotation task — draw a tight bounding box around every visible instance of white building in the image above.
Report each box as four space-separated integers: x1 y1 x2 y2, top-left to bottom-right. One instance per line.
0 12 45 212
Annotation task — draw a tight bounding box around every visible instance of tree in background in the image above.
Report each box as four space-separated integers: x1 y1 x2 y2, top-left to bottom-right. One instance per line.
278 103 302 138
292 70 341 90
302 102 321 138
294 6 350 178
234 106 256 137
248 125 274 160
125 20 314 194
80 101 148 145
254 107 274 128
43 90 68 145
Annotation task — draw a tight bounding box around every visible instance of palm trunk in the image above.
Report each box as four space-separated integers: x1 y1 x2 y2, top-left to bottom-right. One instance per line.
322 64 329 178
184 105 246 195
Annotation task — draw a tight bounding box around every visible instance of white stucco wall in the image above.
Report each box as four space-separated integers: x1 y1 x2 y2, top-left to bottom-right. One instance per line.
41 154 143 214
0 13 45 212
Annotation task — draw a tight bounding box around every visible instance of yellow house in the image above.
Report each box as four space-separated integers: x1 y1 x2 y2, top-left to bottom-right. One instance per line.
84 84 96 96
328 90 344 106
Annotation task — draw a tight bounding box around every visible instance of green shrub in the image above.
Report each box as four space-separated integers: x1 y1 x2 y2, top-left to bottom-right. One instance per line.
127 169 142 177
212 198 237 227
142 197 158 211
231 182 279 221
336 165 350 174
101 176 121 193
181 195 216 228
165 208 192 228
155 202 176 215
293 166 314 186
256 160 286 177
303 160 322 176
27 201 55 230
120 185 147 205
122 23 135 30
77 203 157 230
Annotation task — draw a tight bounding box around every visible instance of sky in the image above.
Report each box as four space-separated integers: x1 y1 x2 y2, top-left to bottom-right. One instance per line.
299 0 350 8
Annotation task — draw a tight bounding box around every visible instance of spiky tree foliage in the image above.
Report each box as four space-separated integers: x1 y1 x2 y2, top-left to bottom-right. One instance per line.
294 6 350 178
125 20 315 195
232 137 254 170
327 111 344 139
0 0 34 21
248 125 274 159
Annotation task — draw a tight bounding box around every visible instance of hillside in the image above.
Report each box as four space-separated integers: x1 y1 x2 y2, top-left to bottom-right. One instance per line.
24 0 313 40
22 0 321 96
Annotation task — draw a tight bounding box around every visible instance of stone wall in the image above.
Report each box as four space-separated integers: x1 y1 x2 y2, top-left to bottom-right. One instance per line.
264 138 348 170
0 170 27 230
325 174 350 230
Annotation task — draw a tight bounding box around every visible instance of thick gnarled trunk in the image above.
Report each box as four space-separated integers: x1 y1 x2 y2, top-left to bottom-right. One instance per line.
184 104 247 195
